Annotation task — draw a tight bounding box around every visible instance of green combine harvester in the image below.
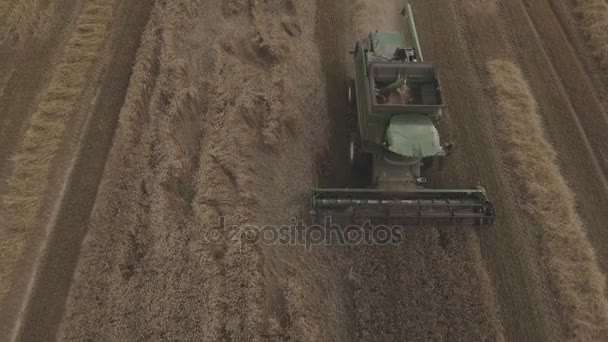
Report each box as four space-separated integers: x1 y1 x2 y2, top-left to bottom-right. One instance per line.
312 4 495 227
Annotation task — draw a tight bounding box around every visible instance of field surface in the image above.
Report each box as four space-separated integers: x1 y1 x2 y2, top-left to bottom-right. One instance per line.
1 0 607 341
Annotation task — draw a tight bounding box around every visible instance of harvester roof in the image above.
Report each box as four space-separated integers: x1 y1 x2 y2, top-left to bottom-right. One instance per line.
385 114 442 158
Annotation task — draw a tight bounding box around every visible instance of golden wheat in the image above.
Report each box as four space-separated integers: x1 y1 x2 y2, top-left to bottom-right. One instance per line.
57 6 162 338
1 0 40 45
0 0 10 30
64 0 267 337
487 60 608 341
0 0 116 300
575 0 608 70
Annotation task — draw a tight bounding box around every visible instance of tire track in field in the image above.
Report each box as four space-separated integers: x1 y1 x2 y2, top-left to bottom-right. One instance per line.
518 0 608 273
499 0 608 274
57 6 161 339
545 0 608 107
0 0 81 188
9 0 152 339
0 0 83 336
412 0 557 339
488 59 608 341
444 0 608 339
520 0 608 181
0 0 117 306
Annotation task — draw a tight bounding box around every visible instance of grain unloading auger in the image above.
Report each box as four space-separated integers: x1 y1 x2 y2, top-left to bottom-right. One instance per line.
312 4 495 227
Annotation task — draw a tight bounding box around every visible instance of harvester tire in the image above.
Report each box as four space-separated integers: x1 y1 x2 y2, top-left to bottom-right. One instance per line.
349 133 372 186
349 133 359 167
349 133 370 168
347 79 356 109
422 156 435 171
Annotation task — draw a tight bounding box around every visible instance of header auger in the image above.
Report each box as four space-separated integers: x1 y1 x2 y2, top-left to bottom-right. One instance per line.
312 4 495 227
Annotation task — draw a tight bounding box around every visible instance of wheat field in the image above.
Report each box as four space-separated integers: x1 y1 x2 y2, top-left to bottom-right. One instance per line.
2 0 608 339
488 60 608 341
575 0 608 71
0 0 117 300
0 0 55 46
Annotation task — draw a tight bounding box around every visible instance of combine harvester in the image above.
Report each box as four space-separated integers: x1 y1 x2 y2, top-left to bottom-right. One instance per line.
312 4 495 226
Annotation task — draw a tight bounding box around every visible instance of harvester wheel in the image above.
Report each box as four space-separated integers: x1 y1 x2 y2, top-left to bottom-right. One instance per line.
349 133 372 186
349 133 360 166
349 133 371 167
347 79 356 109
422 156 435 171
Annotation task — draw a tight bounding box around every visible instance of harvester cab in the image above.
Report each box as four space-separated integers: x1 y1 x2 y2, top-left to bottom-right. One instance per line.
312 4 495 227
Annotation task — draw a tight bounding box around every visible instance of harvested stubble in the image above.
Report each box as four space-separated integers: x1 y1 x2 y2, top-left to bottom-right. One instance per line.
487 60 608 341
575 0 608 71
0 0 116 300
59 0 298 339
1 0 52 45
